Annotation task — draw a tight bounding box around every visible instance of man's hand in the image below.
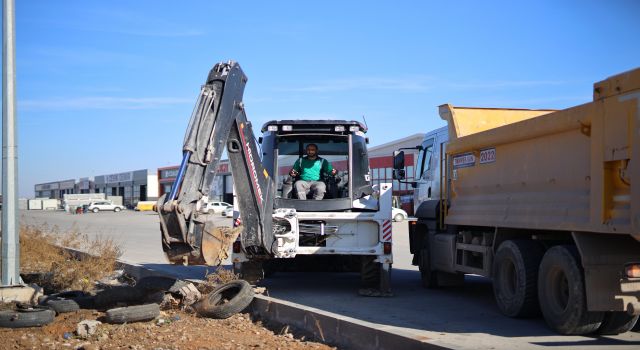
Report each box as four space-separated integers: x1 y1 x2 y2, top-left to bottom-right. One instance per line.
331 169 337 176
290 169 298 177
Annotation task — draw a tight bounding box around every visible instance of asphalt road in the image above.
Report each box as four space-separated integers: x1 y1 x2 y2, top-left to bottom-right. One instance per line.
22 209 640 350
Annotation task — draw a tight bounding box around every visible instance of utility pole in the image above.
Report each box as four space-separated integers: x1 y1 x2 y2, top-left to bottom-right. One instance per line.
2 0 21 286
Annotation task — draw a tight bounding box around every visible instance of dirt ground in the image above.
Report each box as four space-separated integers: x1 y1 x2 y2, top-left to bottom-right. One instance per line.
0 308 335 350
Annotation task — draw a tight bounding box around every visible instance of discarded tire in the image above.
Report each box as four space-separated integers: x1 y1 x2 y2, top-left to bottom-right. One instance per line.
95 286 144 309
104 304 160 324
44 299 80 314
135 276 189 294
0 308 55 328
196 280 254 319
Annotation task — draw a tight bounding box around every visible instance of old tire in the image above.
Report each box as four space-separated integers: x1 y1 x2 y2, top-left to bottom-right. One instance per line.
0 308 55 328
104 304 160 324
95 286 145 309
538 245 604 335
492 240 544 318
196 280 254 319
135 276 188 294
596 312 639 335
44 299 80 314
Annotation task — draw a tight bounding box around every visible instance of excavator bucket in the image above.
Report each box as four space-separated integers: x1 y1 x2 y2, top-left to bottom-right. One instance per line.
199 223 242 266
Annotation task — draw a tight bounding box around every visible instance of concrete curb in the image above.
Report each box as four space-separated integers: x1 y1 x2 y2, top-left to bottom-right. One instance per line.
116 260 447 350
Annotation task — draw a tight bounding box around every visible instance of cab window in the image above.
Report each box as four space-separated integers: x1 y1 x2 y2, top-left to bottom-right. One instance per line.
416 138 434 180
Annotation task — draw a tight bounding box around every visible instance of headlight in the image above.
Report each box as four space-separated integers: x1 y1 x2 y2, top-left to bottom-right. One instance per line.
267 125 278 131
334 125 345 132
282 125 293 131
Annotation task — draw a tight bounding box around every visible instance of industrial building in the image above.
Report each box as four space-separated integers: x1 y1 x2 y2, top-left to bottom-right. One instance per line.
94 169 158 207
158 160 232 204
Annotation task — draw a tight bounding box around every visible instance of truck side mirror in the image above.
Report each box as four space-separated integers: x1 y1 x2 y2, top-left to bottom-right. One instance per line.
393 151 405 170
393 169 406 180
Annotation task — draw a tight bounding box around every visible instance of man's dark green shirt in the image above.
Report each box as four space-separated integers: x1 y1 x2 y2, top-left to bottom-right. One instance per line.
293 157 333 181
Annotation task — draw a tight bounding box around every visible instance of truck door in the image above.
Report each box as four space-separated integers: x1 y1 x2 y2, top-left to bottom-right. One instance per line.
414 137 435 208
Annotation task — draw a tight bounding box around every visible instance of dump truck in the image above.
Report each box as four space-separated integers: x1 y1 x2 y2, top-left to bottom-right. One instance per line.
393 67 640 335
156 61 393 294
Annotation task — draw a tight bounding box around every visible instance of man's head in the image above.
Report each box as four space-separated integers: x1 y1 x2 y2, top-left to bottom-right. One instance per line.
305 144 318 158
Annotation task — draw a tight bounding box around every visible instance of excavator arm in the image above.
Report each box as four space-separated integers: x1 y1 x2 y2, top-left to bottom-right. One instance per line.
157 61 274 265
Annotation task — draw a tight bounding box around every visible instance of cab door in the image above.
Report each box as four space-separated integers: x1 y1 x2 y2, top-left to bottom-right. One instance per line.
414 137 435 206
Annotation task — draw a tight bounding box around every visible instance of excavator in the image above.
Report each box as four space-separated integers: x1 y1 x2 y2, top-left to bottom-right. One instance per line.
156 61 393 293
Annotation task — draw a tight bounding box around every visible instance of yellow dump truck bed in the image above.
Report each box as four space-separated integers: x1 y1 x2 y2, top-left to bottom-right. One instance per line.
440 68 640 241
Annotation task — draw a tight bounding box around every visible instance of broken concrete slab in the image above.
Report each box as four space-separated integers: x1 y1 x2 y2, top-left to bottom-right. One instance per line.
0 284 42 304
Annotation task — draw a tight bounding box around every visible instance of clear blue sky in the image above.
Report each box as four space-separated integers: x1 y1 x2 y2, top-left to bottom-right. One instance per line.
4 0 640 196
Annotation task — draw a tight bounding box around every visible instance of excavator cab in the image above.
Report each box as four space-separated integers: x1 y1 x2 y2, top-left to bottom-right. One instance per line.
260 120 375 212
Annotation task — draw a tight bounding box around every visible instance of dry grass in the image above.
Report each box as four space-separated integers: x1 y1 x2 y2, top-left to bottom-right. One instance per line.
20 224 122 292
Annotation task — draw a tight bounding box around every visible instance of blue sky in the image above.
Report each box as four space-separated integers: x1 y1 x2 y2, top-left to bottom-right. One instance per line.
4 0 640 196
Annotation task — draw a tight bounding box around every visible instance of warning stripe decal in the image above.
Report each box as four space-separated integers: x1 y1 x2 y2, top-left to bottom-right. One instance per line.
382 220 392 241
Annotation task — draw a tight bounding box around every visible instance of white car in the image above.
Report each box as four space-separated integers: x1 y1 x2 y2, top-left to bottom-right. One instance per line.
203 201 232 214
222 206 234 217
392 207 408 222
87 201 125 213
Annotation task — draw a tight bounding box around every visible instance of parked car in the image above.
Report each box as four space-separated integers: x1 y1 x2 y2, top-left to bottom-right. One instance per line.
87 201 125 213
222 206 234 217
203 201 232 214
392 207 408 222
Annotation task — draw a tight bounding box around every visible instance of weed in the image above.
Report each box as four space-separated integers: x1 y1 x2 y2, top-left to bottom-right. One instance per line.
19 224 122 292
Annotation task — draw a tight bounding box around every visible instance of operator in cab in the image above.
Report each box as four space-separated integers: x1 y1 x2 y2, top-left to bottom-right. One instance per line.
290 143 337 200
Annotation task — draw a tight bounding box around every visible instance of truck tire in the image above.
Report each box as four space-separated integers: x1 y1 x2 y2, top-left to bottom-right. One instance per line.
361 256 380 288
104 304 160 324
538 245 604 335
596 312 639 335
196 280 254 319
419 248 439 288
0 308 55 328
492 240 544 318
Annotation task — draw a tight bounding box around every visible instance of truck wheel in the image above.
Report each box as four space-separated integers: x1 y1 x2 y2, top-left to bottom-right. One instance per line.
419 248 439 288
361 256 380 288
596 312 639 335
538 245 604 335
492 240 544 318
92 208 99 213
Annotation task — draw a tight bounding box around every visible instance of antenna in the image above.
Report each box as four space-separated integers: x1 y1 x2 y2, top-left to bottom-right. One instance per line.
362 115 368 129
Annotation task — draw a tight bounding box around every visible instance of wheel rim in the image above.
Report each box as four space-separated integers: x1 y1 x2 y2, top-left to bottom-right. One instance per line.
499 257 518 298
548 266 570 314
